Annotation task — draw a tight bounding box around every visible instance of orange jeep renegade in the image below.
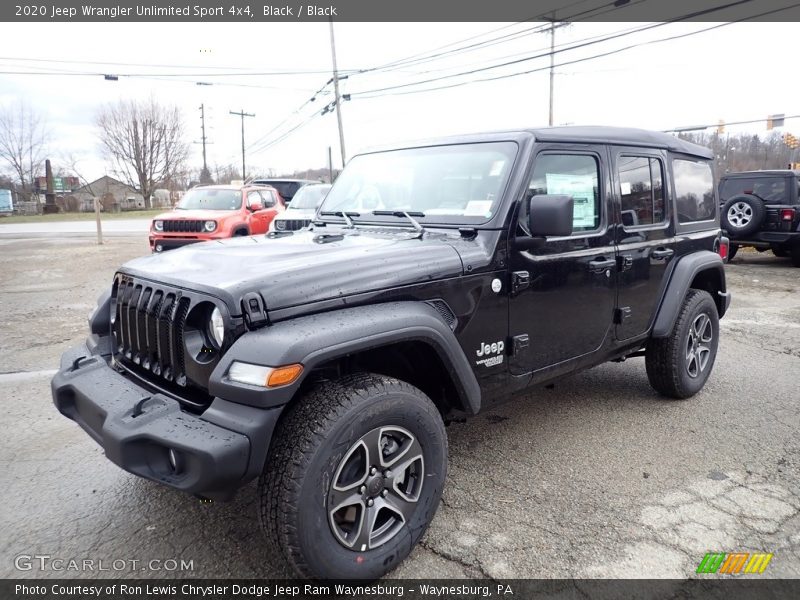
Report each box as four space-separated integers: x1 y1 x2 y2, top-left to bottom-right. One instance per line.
149 183 285 252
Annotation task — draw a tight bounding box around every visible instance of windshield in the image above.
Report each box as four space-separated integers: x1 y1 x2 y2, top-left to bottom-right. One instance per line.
319 142 517 223
177 188 242 210
289 184 331 209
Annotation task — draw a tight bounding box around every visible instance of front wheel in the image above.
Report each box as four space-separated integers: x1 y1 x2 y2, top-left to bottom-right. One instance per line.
645 289 720 399
259 373 447 579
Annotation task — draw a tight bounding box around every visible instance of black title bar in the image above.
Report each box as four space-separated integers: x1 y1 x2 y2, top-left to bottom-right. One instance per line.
2 0 800 22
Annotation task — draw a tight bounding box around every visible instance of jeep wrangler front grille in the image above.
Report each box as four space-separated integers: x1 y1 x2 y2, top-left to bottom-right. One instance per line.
112 274 212 409
162 219 203 233
276 218 312 231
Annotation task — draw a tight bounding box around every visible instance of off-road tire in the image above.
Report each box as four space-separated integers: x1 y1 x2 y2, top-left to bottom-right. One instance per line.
727 243 739 262
772 246 788 258
258 373 447 580
721 195 765 238
646 289 719 399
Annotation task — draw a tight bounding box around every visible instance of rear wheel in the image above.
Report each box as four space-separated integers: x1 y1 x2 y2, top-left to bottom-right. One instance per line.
727 243 739 262
259 373 447 579
646 289 719 399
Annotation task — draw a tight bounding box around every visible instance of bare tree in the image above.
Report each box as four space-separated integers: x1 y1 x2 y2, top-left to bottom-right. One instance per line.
96 98 189 209
0 102 49 197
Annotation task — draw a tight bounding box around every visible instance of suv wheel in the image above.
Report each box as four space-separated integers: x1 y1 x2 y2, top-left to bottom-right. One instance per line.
645 289 719 399
772 246 788 258
259 373 447 579
727 243 739 262
721 195 765 238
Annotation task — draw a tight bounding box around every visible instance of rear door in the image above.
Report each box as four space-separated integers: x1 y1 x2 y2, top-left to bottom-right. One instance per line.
611 148 675 341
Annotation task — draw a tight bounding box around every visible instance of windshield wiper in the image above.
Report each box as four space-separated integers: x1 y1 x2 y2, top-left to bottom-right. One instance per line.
372 210 425 237
319 210 360 228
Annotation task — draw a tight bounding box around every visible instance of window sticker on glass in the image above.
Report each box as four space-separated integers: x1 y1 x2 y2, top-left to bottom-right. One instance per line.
488 160 505 177
464 200 494 216
620 181 632 196
546 173 596 229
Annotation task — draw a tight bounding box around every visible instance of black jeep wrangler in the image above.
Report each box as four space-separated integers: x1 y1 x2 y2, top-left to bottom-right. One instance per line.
52 127 731 580
719 169 800 265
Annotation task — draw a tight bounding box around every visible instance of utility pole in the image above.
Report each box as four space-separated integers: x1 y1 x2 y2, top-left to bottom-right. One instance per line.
229 109 255 179
328 146 334 183
197 104 214 183
329 20 347 168
199 104 208 175
547 14 557 127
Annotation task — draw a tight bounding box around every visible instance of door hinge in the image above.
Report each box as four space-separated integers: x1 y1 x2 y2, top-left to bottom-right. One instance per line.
511 271 530 295
511 334 530 356
614 306 632 324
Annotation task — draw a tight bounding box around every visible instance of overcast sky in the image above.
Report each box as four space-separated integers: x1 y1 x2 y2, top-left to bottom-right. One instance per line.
0 20 797 181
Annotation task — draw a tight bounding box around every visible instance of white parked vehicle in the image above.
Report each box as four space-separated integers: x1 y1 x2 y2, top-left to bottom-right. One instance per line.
269 183 331 232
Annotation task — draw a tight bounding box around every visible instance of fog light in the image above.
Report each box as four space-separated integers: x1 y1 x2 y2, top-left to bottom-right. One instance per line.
155 244 163 252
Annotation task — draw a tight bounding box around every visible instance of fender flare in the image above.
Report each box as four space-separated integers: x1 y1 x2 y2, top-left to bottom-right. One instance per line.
209 301 482 414
230 223 250 236
651 250 727 338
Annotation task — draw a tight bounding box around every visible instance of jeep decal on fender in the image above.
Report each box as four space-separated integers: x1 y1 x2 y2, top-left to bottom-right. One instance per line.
476 341 505 367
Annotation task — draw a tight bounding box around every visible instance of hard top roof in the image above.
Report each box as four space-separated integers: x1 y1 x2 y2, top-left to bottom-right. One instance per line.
361 126 714 159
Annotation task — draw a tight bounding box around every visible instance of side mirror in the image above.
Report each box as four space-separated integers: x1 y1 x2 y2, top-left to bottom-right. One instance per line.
528 194 574 237
249 201 263 211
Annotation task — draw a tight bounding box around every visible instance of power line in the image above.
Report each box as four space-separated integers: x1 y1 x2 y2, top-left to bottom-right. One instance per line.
0 55 353 75
352 0 615 75
352 0 783 100
350 0 757 98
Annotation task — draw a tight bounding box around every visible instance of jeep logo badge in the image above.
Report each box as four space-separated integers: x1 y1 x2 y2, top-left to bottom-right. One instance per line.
477 341 504 357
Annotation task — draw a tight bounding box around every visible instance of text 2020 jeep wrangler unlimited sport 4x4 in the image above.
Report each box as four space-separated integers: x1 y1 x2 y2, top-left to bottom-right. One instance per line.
53 127 731 579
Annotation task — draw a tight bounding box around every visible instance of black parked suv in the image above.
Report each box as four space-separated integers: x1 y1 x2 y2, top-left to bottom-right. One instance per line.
52 127 731 580
719 170 800 266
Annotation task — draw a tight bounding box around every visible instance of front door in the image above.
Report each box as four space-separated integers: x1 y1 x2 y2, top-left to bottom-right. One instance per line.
509 146 617 376
611 149 675 340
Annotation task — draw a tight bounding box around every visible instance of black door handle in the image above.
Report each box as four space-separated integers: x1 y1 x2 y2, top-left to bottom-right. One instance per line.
652 248 674 260
588 257 615 273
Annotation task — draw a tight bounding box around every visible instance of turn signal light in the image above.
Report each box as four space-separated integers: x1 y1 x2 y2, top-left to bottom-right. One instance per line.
267 364 304 387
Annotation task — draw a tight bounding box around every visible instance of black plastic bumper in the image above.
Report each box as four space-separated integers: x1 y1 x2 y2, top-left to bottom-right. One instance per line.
52 343 282 499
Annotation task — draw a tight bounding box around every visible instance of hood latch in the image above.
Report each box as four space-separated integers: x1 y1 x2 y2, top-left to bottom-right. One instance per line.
242 292 269 329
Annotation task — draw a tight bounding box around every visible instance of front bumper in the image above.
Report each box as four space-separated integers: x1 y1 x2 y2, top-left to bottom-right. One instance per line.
149 236 204 252
51 342 282 499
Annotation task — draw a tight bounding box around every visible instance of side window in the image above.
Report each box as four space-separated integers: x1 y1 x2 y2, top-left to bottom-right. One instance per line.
260 190 276 208
618 156 665 227
673 159 715 223
527 154 601 234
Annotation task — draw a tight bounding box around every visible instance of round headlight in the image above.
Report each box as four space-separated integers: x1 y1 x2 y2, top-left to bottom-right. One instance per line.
204 220 217 232
154 220 164 232
209 307 224 347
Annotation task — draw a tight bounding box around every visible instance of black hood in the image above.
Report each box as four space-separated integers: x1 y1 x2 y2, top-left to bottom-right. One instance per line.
120 229 465 315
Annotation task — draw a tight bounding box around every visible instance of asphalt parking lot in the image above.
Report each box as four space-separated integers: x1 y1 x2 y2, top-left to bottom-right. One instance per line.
1 233 798 579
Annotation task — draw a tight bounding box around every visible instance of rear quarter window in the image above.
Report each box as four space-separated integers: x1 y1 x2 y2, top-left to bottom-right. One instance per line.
673 159 715 223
